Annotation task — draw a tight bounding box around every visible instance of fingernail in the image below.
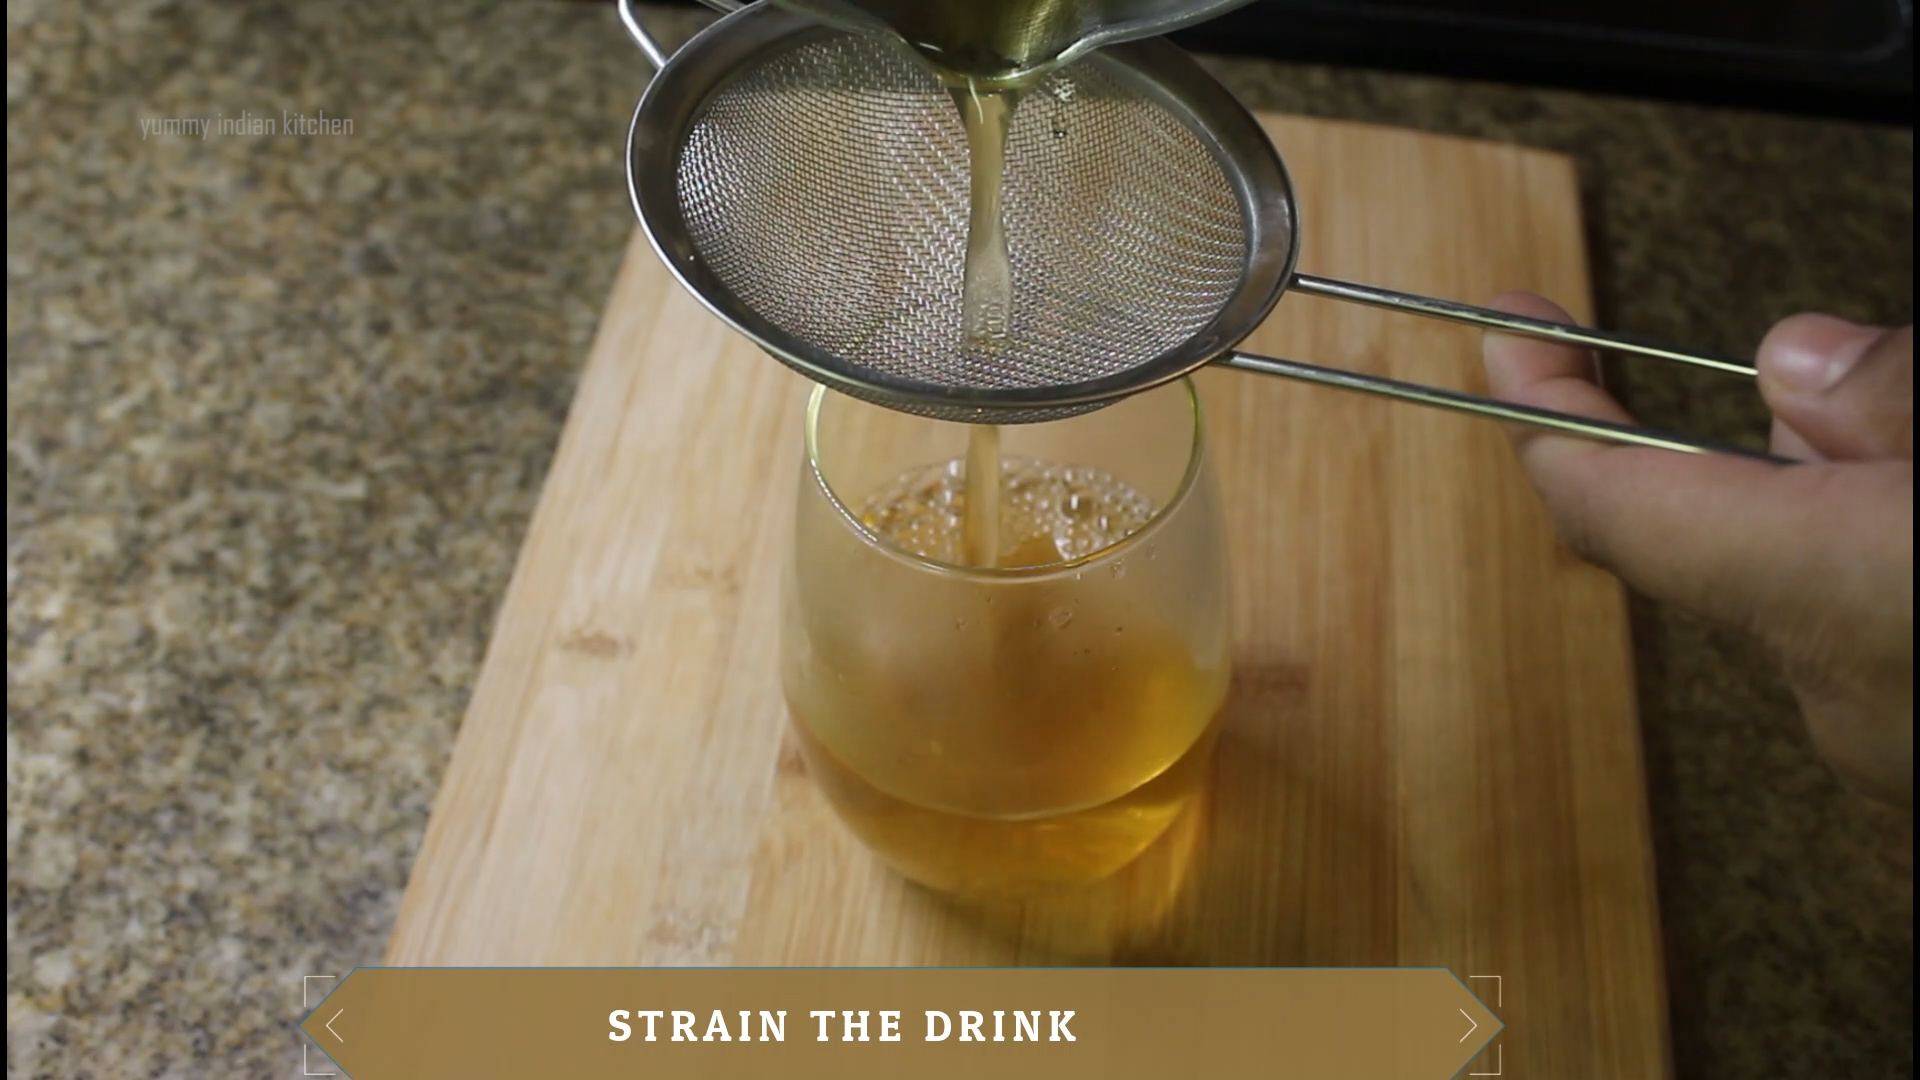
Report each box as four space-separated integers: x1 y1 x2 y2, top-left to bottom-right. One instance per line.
1767 325 1872 393
1769 341 1835 392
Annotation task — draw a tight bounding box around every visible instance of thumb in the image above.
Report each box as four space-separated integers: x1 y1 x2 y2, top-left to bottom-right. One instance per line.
1479 293 1907 642
1758 316 1912 462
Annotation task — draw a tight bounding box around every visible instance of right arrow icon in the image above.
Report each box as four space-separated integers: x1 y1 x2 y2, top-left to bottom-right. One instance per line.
1459 1008 1479 1043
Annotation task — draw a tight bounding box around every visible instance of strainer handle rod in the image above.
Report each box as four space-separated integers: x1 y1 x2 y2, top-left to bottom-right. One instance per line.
1218 350 1786 462
618 0 743 70
617 0 669 68
1290 273 1757 377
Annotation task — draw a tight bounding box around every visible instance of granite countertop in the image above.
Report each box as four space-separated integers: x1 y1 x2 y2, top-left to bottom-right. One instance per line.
5 2 1911 1077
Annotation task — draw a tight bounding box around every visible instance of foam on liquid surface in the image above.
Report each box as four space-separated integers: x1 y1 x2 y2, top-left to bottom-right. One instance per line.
857 455 1154 568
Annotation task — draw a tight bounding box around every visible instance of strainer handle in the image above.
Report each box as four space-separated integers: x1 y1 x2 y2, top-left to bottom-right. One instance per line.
618 0 744 70
1217 350 1788 462
1290 273 1757 377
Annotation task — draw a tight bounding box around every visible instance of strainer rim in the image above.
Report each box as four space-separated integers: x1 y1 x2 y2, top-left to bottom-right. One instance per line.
626 2 1300 418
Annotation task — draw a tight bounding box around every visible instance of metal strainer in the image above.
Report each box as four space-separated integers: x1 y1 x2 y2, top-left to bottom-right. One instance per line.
620 0 1771 457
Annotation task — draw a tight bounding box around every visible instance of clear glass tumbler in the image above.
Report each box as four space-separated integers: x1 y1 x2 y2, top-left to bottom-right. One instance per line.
780 378 1231 897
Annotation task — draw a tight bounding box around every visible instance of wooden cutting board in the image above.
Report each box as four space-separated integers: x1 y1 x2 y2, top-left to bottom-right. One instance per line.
387 113 1669 1078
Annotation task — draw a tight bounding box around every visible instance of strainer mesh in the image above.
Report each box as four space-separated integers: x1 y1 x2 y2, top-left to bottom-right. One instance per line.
673 31 1247 397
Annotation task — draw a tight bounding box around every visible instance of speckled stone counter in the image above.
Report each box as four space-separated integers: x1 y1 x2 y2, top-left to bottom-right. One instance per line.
6 2 1911 1077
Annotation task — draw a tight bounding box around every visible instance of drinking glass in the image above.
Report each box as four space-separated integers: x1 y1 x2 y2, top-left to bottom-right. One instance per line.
780 378 1231 897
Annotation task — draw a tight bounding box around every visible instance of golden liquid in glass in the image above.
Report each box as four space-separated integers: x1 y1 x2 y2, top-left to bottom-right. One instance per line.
788 458 1227 896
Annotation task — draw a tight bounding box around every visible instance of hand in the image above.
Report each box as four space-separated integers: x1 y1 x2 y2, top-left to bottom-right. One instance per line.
1480 294 1913 807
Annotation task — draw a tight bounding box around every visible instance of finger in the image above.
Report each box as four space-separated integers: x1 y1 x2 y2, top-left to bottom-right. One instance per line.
1479 291 1619 416
1479 291 1641 475
1758 413 1820 461
1476 292 1866 635
1768 416 1822 463
1544 447 1908 637
1759 316 1913 461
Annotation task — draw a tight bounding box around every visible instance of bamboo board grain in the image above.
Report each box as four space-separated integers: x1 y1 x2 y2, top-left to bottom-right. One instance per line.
386 114 1670 1077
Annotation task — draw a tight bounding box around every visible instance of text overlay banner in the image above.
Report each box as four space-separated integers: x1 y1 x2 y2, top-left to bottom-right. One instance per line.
300 967 1501 1079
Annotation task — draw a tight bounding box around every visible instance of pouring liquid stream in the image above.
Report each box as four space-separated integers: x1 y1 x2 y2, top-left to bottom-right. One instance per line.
956 86 1017 568
844 1 1096 569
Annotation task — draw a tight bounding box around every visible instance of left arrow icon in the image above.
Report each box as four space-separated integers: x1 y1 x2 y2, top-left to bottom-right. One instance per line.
299 971 370 1076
